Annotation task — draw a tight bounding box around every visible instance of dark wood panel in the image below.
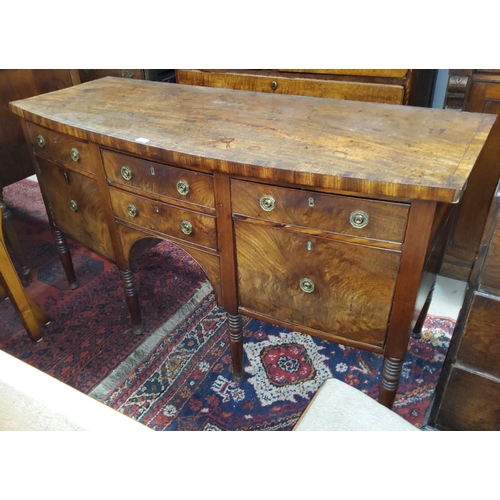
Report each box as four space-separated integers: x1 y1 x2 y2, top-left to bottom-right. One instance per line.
436 367 500 431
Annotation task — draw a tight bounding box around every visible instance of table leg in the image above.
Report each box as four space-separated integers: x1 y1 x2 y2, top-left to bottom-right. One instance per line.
379 356 404 408
227 312 245 382
119 269 143 334
52 228 77 289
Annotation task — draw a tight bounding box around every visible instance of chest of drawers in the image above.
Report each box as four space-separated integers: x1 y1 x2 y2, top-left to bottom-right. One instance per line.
9 77 496 409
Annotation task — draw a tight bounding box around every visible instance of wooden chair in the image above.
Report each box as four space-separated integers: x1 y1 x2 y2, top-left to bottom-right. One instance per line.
0 206 49 341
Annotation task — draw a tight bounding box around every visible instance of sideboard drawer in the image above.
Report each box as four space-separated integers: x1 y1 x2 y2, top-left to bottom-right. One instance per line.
109 188 217 250
35 157 114 259
231 180 409 244
102 150 215 209
234 221 401 347
27 122 97 176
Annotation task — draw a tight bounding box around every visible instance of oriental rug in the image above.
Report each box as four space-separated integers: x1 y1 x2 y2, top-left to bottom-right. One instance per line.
1 179 455 430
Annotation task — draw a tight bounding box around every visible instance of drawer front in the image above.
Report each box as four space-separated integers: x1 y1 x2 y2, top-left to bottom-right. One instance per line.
109 188 217 250
102 150 215 209
457 292 500 379
176 70 405 104
235 221 401 347
231 180 409 244
35 157 114 259
27 122 97 175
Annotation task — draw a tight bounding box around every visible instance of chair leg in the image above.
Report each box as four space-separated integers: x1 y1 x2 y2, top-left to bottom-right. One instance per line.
0 185 32 283
0 206 49 341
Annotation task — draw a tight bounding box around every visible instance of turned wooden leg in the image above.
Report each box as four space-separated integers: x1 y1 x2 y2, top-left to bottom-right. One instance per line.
52 228 77 289
0 187 32 283
412 279 436 339
378 356 404 408
119 269 143 335
227 312 245 382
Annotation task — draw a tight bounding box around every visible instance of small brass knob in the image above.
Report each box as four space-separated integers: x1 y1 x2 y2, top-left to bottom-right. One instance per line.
176 179 190 196
300 278 315 293
260 195 276 212
271 81 278 91
37 135 46 148
70 148 80 162
69 200 79 212
180 220 193 235
121 166 133 181
126 204 138 218
349 210 369 229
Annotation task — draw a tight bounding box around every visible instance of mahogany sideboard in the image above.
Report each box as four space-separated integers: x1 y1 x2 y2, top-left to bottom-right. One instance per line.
9 77 495 409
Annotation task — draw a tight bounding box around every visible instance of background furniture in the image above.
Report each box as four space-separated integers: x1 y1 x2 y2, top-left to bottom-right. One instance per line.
293 378 418 431
428 176 500 431
441 69 500 281
10 77 493 409
0 206 49 342
175 69 436 106
79 69 176 83
0 69 80 282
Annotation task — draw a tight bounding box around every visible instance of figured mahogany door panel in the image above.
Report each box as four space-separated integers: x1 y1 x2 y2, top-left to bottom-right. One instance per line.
109 188 217 251
436 367 500 431
231 180 409 245
27 122 98 177
102 150 215 209
234 221 401 347
175 70 405 104
35 157 114 259
456 293 500 378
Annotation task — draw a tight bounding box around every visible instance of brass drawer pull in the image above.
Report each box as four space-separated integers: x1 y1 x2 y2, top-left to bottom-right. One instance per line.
180 220 193 235
70 148 80 162
300 278 315 294
126 204 138 218
69 200 79 212
121 166 133 180
271 81 278 91
37 135 46 148
260 195 276 212
350 210 369 229
176 179 190 196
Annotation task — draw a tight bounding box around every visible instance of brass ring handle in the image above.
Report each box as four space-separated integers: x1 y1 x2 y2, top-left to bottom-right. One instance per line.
69 200 79 212
260 195 276 212
126 204 138 218
121 166 133 181
300 278 315 294
349 210 369 229
70 148 80 162
37 135 46 148
271 81 278 91
176 179 190 196
180 220 193 235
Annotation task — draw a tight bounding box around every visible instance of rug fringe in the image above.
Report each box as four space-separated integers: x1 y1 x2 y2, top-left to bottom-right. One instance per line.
88 281 214 400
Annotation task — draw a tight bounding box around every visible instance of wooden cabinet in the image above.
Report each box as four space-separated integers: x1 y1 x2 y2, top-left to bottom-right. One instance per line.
428 177 500 430
175 69 436 106
441 70 500 281
9 77 494 410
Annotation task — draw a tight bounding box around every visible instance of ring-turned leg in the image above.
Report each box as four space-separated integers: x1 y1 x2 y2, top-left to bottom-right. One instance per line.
52 228 77 289
119 269 143 335
227 312 244 382
379 356 404 408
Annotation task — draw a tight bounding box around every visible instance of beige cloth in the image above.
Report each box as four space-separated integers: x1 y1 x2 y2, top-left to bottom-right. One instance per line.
294 378 419 431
